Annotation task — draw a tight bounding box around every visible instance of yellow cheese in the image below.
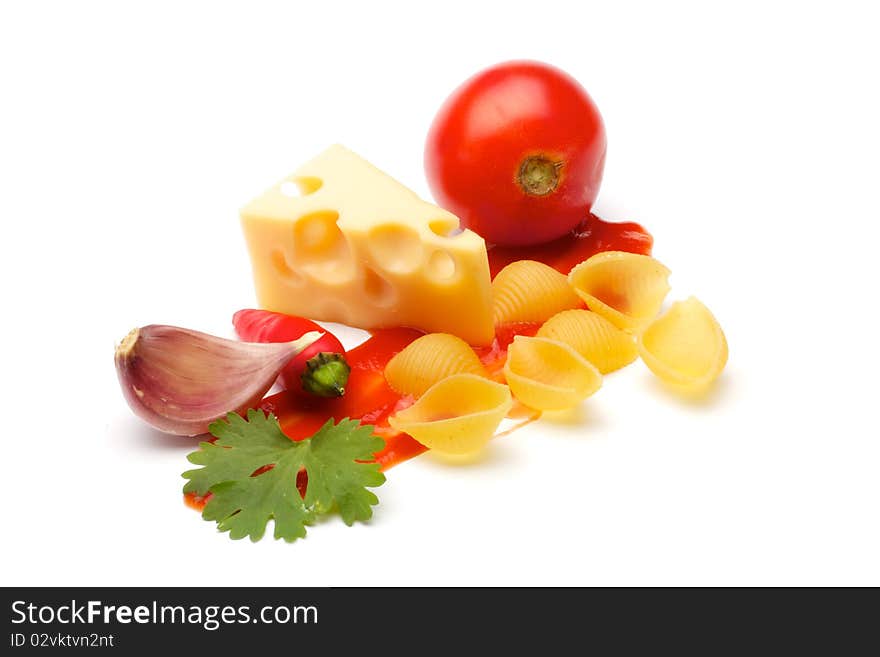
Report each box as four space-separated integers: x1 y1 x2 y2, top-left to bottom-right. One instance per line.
240 145 494 345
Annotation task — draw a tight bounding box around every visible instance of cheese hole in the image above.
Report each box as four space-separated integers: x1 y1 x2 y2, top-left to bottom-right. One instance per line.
427 250 457 280
280 176 322 198
270 249 304 286
429 217 464 238
293 210 355 284
363 267 397 308
368 225 423 274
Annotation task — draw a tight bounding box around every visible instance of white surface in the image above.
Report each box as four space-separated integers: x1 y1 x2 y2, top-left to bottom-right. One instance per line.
1 0 878 586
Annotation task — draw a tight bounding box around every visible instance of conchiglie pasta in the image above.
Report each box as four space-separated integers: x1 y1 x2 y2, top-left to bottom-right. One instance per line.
492 260 582 325
537 309 637 374
388 374 513 455
384 333 486 397
638 297 728 391
568 251 671 331
503 336 602 411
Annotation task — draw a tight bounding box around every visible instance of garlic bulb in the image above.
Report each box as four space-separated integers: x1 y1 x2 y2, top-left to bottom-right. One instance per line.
114 324 321 436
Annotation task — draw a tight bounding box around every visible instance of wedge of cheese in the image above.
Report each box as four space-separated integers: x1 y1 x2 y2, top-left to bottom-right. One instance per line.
240 145 494 345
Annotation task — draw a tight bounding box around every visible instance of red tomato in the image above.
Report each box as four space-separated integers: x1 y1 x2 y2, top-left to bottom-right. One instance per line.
425 61 607 247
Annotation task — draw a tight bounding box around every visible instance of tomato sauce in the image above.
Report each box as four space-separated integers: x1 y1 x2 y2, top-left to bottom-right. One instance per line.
473 321 541 380
184 328 426 512
487 213 653 277
258 327 426 465
184 214 653 512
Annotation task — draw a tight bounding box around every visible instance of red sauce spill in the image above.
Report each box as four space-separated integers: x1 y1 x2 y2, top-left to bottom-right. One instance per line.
185 328 426 512
183 492 209 511
487 213 653 277
257 327 427 470
185 215 653 512
474 322 541 381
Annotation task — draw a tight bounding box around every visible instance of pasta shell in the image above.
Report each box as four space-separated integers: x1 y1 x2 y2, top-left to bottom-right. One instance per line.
503 336 602 411
638 297 728 391
388 374 513 455
492 260 582 325
384 333 486 397
568 251 671 331
537 309 637 374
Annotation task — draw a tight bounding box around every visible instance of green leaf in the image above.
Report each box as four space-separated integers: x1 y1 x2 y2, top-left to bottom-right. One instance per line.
302 419 386 525
182 410 292 495
182 410 385 542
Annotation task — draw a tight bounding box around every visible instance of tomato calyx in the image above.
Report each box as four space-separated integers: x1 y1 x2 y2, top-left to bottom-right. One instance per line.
517 156 562 196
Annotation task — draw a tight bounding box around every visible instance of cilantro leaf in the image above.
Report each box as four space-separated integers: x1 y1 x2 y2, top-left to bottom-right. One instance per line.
183 410 292 496
182 409 386 542
301 419 387 525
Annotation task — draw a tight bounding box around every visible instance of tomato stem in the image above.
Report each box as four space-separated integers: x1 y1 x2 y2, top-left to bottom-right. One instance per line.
517 156 561 196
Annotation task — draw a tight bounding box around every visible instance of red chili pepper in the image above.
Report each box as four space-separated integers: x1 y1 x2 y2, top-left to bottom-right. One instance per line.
233 309 349 396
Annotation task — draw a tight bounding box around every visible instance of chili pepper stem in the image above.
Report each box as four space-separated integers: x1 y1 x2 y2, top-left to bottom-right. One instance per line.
301 352 351 398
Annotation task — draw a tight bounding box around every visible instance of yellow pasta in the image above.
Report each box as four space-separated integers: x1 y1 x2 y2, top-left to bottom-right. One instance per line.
568 251 671 331
492 260 582 325
384 333 486 397
503 336 602 411
638 297 728 391
537 309 637 374
388 374 513 455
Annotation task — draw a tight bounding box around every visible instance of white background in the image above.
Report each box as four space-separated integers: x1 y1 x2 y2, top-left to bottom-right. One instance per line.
1 0 877 586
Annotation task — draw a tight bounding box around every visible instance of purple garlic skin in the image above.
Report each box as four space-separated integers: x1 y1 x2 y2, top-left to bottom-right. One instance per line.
115 324 321 436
